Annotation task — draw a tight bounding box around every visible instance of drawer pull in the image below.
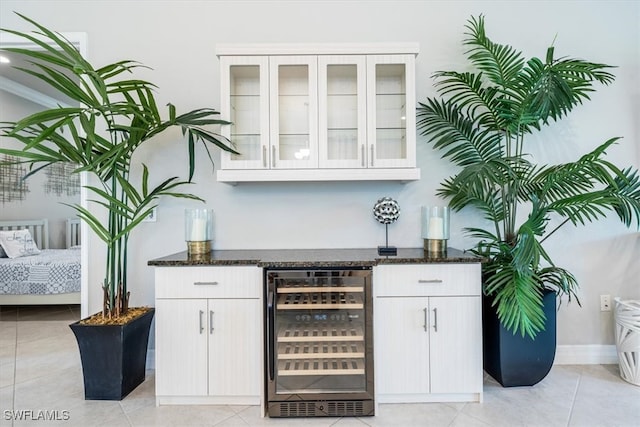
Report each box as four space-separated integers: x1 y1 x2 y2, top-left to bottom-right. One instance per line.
193 281 219 286
418 279 443 284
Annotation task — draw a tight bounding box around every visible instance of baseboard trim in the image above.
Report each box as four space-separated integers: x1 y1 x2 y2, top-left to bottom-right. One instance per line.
554 345 618 365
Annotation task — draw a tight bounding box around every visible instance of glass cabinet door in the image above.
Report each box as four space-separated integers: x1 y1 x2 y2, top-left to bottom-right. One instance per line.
366 55 416 168
269 56 318 169
220 56 269 169
318 56 367 169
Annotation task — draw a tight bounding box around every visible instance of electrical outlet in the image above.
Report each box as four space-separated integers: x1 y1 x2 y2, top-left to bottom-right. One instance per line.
600 295 612 311
142 207 157 222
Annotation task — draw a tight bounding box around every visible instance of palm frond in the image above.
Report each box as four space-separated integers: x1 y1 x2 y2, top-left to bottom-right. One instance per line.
417 97 502 167
463 15 525 88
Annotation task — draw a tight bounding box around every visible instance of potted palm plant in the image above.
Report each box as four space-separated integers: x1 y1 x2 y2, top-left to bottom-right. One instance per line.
417 15 640 386
0 14 237 399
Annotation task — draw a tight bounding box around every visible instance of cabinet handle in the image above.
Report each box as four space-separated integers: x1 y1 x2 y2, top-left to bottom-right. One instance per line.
209 310 214 334
272 146 276 168
361 144 365 167
194 281 219 286
370 145 374 167
263 146 267 168
418 279 443 284
199 310 204 334
423 307 428 332
433 307 438 332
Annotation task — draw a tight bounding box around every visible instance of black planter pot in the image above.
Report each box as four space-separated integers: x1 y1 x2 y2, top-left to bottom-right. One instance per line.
69 308 154 400
482 289 556 387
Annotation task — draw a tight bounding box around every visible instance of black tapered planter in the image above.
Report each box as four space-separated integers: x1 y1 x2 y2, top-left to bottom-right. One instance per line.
69 308 154 400
483 289 556 387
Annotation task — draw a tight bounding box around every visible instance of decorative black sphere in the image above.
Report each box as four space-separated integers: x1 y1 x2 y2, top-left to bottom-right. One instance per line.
373 197 400 224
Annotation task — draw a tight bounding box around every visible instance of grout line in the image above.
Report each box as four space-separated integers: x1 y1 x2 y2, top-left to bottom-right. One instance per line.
119 401 134 427
566 366 582 426
10 310 17 427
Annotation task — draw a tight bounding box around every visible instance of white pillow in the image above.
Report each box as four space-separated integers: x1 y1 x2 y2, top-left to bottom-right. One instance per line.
0 229 41 258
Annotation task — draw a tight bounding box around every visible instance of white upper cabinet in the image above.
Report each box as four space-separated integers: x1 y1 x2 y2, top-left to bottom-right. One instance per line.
216 44 420 183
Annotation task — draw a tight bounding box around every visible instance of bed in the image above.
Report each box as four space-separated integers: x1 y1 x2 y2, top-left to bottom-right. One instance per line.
0 218 81 305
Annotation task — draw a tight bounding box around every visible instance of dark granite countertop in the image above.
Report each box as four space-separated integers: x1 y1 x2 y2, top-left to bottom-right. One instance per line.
147 247 482 268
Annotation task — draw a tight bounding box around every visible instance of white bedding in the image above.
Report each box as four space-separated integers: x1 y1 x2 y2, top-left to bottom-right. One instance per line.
0 248 81 295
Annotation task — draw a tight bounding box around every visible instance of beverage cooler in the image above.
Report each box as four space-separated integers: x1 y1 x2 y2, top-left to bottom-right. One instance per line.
265 268 374 417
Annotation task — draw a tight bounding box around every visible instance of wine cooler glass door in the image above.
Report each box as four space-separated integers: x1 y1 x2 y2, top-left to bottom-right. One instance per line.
268 270 371 395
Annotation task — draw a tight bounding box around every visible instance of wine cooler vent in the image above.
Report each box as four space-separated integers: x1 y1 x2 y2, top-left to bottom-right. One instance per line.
271 400 369 417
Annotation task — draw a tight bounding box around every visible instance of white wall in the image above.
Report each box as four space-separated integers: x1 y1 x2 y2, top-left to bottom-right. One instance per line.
1 0 638 346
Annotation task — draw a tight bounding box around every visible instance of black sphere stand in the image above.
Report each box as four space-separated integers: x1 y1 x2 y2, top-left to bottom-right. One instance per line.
377 223 397 256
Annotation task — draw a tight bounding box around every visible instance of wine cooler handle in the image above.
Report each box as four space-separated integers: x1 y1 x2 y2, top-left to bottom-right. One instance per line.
209 310 214 334
361 144 365 167
267 290 275 381
423 307 428 332
199 310 204 334
433 307 438 332
272 146 276 168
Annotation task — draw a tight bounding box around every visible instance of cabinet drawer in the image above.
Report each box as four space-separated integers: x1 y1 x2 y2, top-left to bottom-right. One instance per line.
374 264 481 297
155 266 262 299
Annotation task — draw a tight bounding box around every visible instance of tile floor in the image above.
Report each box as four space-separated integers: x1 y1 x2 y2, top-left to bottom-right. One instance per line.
1 305 639 426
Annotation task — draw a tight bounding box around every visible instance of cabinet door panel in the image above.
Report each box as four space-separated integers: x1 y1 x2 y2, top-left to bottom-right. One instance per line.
220 56 270 169
269 56 318 169
156 299 208 396
318 56 367 168
375 296 429 395
429 296 482 394
208 298 262 397
366 55 416 168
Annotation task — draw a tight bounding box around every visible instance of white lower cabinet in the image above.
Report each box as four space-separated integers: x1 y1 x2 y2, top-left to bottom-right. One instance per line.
373 264 482 403
154 266 262 405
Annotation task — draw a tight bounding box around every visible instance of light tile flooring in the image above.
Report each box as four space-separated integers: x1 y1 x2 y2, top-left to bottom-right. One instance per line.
1 305 639 426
